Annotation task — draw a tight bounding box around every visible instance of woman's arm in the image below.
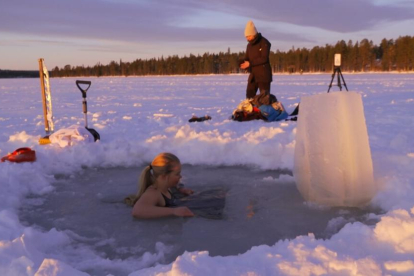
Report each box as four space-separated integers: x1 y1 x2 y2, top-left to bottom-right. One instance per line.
132 189 194 219
240 45 250 70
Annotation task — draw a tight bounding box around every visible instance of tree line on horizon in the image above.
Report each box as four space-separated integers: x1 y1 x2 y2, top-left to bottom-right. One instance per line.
50 36 414 77
1 36 413 79
0 70 39 78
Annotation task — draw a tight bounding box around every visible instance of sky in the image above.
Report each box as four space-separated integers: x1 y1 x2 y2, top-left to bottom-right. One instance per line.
1 0 414 70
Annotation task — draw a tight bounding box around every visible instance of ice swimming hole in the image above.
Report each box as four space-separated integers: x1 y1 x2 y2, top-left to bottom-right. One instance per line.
20 164 382 275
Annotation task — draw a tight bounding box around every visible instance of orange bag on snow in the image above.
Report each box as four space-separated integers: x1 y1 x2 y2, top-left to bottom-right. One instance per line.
1 147 36 163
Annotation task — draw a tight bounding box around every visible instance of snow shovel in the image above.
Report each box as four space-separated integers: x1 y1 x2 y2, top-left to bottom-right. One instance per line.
76 80 100 141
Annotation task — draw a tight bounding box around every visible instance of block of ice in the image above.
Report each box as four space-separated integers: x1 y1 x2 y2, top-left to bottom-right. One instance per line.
294 92 376 207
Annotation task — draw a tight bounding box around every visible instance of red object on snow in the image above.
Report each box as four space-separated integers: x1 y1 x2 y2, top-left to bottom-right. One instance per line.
1 147 36 163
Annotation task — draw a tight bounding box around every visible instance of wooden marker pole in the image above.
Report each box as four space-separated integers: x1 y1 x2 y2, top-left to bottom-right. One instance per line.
38 58 49 133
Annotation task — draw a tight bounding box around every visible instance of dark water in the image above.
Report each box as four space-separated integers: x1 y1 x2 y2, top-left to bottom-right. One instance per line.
19 165 382 275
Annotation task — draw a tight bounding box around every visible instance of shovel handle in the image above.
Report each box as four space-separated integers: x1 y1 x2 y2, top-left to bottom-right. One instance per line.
76 80 91 98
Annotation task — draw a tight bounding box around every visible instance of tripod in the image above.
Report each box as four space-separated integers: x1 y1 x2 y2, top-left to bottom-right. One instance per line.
327 66 348 92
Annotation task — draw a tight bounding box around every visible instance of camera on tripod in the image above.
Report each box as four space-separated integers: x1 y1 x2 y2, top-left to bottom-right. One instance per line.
328 53 348 92
334 54 341 67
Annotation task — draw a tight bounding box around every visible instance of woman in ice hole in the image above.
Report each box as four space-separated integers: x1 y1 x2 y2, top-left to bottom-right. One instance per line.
129 152 194 219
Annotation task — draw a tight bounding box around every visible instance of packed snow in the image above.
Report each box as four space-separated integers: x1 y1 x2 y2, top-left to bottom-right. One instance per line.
1 73 414 276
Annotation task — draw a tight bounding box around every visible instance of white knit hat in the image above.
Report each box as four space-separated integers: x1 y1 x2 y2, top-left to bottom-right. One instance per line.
244 20 258 37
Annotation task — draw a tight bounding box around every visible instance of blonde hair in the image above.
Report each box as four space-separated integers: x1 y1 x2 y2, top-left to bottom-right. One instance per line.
124 152 180 206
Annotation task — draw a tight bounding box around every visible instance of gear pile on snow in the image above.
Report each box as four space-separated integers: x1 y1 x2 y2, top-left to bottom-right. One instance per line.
231 93 289 122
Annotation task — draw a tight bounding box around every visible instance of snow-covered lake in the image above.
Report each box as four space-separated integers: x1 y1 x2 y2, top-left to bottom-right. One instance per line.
1 73 414 275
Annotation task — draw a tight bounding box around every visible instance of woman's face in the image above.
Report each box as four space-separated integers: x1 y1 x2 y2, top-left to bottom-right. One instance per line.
246 35 256 42
167 163 182 187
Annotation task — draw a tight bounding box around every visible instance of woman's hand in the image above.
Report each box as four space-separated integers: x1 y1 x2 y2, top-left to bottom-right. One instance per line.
173 206 194 217
240 61 250 69
178 187 194 195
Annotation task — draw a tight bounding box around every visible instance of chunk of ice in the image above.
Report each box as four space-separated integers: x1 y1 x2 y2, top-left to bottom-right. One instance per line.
294 92 376 207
